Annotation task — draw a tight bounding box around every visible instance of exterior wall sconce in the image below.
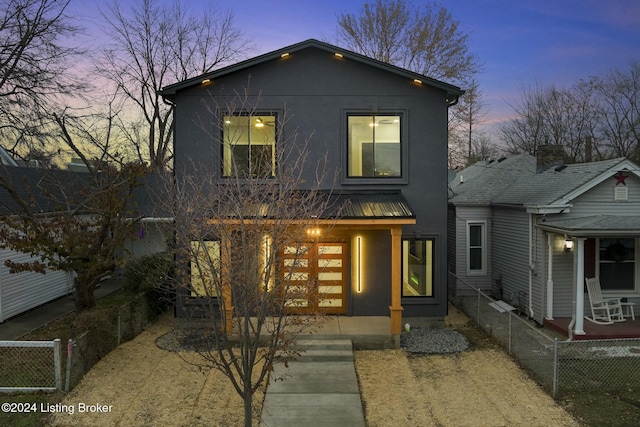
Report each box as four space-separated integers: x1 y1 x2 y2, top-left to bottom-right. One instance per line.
306 228 321 236
356 236 362 293
564 237 574 252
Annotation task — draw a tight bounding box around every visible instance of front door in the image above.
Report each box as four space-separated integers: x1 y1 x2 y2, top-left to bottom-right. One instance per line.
282 243 347 314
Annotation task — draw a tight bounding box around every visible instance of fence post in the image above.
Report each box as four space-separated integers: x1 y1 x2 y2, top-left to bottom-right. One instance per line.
508 312 512 354
53 339 62 391
553 338 559 398
117 308 122 346
65 339 74 392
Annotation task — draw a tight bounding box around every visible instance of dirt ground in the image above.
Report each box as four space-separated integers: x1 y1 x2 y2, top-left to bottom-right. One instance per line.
48 306 580 427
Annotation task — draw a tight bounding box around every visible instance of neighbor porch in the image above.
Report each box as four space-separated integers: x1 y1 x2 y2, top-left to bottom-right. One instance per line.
544 317 640 340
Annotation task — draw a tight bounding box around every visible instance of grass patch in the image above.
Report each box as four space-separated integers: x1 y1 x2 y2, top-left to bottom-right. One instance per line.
560 390 640 427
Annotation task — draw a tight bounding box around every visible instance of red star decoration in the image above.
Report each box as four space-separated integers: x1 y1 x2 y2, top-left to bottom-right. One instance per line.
614 171 627 186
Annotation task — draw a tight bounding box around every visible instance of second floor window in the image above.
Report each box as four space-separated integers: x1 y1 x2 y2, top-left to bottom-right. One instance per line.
222 114 276 178
348 115 401 178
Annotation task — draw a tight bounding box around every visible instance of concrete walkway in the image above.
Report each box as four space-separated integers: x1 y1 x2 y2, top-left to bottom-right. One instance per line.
260 339 365 427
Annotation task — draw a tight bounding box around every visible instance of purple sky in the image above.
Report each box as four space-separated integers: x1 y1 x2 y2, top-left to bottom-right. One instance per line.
67 0 640 139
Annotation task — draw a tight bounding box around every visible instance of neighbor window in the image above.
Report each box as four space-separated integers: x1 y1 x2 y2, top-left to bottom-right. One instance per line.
598 238 635 291
222 114 276 178
467 222 486 275
190 240 221 297
402 239 434 297
348 115 401 177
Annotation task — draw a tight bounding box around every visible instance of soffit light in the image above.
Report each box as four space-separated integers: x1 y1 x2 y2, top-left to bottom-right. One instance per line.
281 52 290 58
334 52 343 58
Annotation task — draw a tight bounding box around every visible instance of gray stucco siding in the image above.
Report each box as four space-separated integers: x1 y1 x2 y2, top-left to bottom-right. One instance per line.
171 45 452 320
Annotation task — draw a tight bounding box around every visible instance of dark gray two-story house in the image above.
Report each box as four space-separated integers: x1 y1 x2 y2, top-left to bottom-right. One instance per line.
160 39 463 334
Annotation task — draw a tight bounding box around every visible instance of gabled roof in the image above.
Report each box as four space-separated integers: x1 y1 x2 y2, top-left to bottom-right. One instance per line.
0 166 89 215
159 39 463 100
449 154 640 209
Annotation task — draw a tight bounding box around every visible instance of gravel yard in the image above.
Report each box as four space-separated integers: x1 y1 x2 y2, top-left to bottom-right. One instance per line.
48 306 579 426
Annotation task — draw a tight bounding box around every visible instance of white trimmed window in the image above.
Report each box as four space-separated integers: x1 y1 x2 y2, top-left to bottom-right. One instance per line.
467 221 487 275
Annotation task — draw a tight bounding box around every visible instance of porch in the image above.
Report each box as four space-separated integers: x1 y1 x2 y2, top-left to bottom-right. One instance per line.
544 317 640 340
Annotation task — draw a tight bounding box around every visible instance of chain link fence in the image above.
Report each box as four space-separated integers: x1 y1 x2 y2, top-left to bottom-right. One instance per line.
0 294 150 393
65 294 149 391
0 339 61 392
448 272 640 398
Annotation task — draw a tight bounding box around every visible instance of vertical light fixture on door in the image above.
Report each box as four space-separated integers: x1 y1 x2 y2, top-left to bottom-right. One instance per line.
356 236 362 293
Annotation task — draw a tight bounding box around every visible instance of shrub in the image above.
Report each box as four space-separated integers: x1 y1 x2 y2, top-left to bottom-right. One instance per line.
124 253 174 317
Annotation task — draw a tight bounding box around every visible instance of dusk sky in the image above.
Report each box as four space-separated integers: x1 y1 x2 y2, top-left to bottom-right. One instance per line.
69 0 640 138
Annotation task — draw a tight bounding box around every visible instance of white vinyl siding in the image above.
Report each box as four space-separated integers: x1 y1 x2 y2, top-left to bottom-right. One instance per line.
492 207 531 314
454 206 492 294
0 249 73 323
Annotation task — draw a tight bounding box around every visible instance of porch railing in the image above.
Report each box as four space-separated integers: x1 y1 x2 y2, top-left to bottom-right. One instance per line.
448 271 640 398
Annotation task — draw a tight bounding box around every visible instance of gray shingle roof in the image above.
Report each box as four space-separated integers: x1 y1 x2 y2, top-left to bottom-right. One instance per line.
538 215 640 235
449 154 630 206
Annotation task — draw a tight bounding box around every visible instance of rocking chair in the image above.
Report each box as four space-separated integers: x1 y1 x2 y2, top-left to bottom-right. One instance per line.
585 277 625 324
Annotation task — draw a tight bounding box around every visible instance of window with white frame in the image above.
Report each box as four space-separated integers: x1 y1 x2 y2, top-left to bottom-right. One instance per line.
467 221 486 275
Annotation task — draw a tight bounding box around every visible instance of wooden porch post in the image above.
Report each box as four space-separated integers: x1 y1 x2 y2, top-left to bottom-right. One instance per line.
221 237 234 334
389 226 403 334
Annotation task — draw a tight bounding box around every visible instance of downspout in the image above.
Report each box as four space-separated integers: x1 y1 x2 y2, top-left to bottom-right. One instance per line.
528 214 535 318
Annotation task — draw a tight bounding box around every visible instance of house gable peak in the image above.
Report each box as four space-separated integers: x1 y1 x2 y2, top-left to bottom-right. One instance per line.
159 38 463 101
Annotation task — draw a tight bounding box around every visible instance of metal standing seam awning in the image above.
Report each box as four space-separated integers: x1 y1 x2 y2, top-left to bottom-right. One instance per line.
537 214 640 336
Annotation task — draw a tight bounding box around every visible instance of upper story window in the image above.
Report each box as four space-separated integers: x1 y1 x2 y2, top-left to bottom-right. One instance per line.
222 114 276 178
348 115 401 178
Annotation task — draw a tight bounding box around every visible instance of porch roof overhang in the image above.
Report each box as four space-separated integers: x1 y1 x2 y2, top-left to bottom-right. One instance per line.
537 214 640 237
205 191 417 226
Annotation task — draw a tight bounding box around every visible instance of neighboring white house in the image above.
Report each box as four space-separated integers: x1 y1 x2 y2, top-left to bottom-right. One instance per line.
0 248 73 322
448 152 640 336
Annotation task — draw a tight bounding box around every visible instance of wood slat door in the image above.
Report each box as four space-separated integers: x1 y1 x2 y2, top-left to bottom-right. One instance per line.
282 243 346 314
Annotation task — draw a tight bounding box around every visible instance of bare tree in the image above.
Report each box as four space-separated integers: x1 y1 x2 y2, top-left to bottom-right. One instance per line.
159 92 338 426
0 108 147 311
96 0 253 171
499 63 640 164
594 61 640 162
0 0 84 159
336 0 478 82
336 0 479 165
455 78 488 164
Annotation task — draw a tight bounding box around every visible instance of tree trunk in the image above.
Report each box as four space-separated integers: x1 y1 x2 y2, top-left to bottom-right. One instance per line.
74 273 97 311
